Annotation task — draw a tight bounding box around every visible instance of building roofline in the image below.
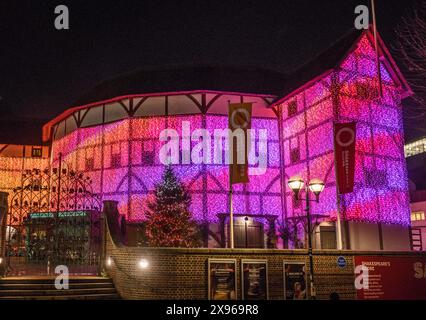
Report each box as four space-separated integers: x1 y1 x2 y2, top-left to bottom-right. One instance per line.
41 27 414 142
42 90 277 142
270 27 413 108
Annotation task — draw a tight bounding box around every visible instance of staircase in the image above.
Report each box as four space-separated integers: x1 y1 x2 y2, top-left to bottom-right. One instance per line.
0 276 120 300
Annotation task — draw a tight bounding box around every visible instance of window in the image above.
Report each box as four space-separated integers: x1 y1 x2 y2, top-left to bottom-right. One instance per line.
411 211 425 221
320 226 337 249
85 157 94 171
405 138 426 158
143 153 155 166
364 168 387 188
31 147 42 158
142 140 155 165
290 147 300 164
287 101 297 117
111 154 121 168
355 82 379 100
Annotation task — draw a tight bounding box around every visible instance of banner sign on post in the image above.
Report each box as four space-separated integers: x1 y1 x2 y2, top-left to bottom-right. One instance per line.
228 102 252 185
333 122 356 194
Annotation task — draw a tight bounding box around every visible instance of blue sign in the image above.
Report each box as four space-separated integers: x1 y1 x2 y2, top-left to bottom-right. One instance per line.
337 256 347 268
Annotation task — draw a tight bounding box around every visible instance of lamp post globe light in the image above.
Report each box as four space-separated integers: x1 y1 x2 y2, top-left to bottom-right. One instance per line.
308 179 325 202
287 176 325 300
287 176 304 199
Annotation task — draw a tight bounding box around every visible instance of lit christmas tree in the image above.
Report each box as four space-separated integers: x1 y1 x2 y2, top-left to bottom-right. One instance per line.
145 166 202 247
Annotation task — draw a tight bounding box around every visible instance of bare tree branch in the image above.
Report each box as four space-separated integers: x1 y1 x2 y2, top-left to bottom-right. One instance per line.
395 2 426 107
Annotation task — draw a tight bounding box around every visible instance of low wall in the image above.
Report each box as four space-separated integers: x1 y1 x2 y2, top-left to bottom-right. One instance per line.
104 226 426 300
0 192 8 276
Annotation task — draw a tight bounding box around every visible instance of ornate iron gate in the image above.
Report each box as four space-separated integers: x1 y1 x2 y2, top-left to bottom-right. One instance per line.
5 159 102 276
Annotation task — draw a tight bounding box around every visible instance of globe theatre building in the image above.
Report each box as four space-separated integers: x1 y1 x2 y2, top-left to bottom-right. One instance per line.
0 28 414 250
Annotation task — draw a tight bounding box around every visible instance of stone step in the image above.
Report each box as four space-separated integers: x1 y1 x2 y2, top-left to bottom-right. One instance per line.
0 277 112 284
0 282 114 290
0 276 120 300
0 287 117 296
0 293 120 300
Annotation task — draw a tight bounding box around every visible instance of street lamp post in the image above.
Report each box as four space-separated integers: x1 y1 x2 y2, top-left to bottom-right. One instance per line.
288 176 325 300
305 187 316 299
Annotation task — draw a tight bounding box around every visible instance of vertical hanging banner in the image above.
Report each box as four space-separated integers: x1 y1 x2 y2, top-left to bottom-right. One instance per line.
228 102 252 184
333 122 356 194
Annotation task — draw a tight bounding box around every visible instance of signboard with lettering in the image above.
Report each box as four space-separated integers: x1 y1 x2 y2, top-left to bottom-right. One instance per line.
208 259 237 300
354 256 426 300
337 256 347 268
228 102 252 184
241 259 268 300
333 122 356 194
283 261 307 300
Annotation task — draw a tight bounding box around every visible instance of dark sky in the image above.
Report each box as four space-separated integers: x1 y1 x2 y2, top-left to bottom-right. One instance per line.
0 0 417 121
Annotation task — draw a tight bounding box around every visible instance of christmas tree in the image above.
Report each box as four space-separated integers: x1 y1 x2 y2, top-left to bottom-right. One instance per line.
145 166 202 247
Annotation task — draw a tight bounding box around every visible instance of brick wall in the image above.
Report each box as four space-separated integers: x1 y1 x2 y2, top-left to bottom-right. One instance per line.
104 224 425 300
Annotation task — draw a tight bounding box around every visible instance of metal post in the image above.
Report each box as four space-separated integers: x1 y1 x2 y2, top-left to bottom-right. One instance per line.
371 0 383 97
244 218 248 248
52 152 63 268
229 173 234 249
228 99 235 250
333 122 344 250
99 212 106 276
335 194 343 250
305 188 316 299
57 152 62 213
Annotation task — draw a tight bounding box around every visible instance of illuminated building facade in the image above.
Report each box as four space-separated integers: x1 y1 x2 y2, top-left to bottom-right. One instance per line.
406 137 426 252
405 137 426 158
272 31 412 250
0 28 414 250
0 145 50 197
410 202 426 251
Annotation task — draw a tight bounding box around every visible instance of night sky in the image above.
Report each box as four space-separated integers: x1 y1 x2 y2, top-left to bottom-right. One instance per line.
0 0 419 129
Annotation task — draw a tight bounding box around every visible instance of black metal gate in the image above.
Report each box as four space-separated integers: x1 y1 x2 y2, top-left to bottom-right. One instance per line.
5 157 103 276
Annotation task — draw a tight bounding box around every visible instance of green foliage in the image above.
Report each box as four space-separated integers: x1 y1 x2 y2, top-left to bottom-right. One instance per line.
145 166 202 248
